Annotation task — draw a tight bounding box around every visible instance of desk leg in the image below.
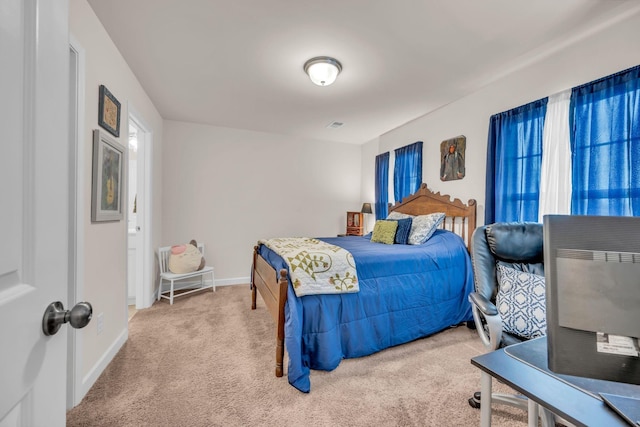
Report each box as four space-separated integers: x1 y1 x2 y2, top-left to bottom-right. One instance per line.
480 371 492 427
528 398 538 427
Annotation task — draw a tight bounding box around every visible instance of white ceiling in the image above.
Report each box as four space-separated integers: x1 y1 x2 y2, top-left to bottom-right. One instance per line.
87 0 638 144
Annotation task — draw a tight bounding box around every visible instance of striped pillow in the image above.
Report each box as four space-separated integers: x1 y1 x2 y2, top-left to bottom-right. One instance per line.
393 218 413 244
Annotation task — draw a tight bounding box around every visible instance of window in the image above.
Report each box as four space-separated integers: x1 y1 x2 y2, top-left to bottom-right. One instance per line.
485 99 547 223
393 141 423 204
484 64 640 223
374 152 390 220
570 65 640 216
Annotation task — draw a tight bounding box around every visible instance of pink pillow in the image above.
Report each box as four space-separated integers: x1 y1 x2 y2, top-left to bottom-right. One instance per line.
171 244 186 255
168 243 203 273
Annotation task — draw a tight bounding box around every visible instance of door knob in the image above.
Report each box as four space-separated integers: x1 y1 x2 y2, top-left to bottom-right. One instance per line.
42 301 93 336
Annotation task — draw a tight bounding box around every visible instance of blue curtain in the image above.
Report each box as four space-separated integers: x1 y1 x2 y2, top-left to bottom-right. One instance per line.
374 152 390 220
393 141 423 203
485 99 548 223
570 65 640 216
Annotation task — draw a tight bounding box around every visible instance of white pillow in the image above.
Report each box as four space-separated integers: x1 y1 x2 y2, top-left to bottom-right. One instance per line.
386 211 414 220
496 264 546 340
407 213 445 245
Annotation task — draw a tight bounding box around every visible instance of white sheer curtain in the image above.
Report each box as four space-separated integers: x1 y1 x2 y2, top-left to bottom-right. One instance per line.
538 90 572 222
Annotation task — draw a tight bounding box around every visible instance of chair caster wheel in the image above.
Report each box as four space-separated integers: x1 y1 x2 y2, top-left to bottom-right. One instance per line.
466 320 477 330
469 391 481 409
468 397 481 409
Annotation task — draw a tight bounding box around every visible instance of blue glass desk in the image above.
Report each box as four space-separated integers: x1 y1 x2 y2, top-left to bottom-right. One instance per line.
471 337 639 427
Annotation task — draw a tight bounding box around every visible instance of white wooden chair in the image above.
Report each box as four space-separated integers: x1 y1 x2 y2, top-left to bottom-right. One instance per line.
157 243 215 305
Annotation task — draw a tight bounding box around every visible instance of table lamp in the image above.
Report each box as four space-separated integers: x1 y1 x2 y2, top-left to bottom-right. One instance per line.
361 203 373 234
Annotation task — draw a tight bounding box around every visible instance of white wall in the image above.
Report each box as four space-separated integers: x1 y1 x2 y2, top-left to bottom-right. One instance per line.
69 0 164 394
162 121 362 282
364 9 640 226
360 137 379 232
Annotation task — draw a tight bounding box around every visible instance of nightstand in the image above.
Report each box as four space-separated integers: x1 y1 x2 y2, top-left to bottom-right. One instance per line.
346 212 363 236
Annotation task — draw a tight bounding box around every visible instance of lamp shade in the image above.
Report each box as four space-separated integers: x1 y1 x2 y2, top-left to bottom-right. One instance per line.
361 203 373 214
304 56 342 86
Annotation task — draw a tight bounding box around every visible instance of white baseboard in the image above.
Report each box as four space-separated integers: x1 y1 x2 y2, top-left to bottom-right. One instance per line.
80 327 128 401
215 277 249 287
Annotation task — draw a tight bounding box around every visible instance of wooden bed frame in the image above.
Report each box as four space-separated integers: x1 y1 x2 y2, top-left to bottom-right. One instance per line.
251 183 477 377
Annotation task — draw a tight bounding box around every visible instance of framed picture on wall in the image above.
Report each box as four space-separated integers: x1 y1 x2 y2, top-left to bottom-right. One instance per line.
98 84 121 137
440 135 466 181
92 129 126 222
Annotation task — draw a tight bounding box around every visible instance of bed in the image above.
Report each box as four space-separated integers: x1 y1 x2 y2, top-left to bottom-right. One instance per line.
250 183 477 392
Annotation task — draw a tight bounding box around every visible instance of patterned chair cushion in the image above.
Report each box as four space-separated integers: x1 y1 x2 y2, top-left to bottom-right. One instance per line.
496 264 547 339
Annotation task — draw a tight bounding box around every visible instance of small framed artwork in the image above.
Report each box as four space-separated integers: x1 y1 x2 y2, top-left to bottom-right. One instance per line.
98 85 121 137
92 129 126 222
440 135 466 181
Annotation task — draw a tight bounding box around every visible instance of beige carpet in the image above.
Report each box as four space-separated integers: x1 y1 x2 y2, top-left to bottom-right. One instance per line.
66 285 530 427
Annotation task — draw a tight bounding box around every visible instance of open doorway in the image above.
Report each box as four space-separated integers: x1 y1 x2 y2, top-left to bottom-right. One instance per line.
127 123 140 320
126 106 152 313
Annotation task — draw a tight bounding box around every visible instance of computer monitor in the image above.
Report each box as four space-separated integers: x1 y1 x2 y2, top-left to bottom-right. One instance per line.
544 214 640 385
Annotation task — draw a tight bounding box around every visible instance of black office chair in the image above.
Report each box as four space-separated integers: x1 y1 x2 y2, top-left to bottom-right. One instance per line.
467 222 557 426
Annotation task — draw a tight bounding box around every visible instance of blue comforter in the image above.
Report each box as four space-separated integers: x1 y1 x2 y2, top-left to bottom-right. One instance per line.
258 229 474 392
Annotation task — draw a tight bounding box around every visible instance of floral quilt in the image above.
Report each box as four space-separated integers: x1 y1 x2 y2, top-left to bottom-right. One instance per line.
259 237 359 297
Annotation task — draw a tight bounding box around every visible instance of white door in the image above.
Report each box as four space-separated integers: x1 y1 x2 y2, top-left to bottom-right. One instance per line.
0 1 72 425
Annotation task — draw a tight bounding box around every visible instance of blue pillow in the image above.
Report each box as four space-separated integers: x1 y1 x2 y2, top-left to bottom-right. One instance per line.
393 218 413 244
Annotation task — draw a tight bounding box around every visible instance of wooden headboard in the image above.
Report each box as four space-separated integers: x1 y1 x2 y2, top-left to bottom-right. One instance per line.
388 183 477 249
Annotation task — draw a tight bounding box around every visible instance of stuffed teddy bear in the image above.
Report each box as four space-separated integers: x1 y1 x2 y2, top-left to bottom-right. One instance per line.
168 239 205 274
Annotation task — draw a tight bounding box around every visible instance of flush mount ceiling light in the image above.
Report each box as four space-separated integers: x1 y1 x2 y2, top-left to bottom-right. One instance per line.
303 56 342 86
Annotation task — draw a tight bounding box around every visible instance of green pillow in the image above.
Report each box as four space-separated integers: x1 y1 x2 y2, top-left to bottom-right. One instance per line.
370 220 398 244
